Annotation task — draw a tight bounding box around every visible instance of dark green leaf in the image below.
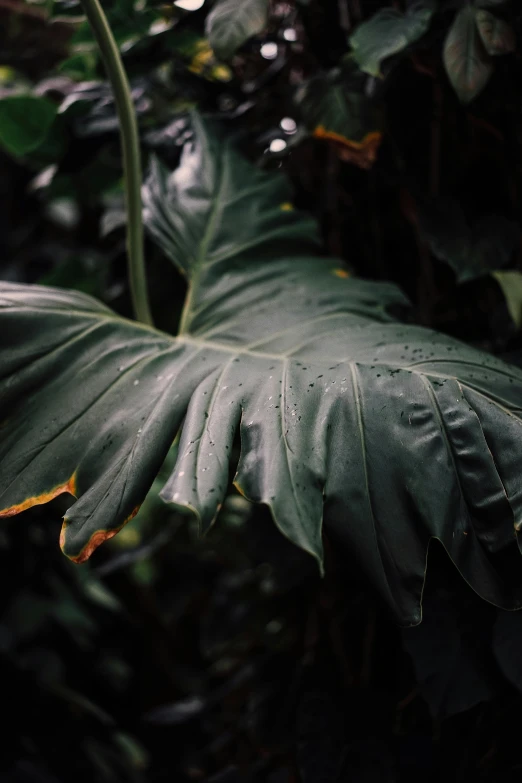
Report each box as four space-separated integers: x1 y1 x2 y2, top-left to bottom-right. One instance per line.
471 215 519 275
3 116 522 626
403 555 497 718
418 199 472 280
475 9 515 56
349 3 434 78
0 95 57 157
205 0 269 61
295 67 383 169
443 6 493 103
418 198 518 282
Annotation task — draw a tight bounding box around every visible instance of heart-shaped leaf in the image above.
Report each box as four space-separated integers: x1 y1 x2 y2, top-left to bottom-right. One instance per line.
205 0 268 61
443 6 493 103
349 3 434 78
2 115 522 626
475 9 515 56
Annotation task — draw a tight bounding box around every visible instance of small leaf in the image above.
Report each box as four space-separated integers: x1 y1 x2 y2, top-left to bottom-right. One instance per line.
296 68 383 169
419 198 518 282
471 215 519 275
205 0 268 61
144 695 206 725
0 95 57 156
492 271 522 328
349 3 434 78
443 6 493 103
418 198 473 281
475 9 515 56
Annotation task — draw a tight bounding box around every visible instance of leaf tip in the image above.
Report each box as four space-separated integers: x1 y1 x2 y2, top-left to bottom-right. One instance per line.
61 504 141 563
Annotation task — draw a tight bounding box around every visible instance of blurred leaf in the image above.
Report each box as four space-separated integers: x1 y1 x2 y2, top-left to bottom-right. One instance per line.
296 67 383 169
39 255 109 299
52 683 114 724
443 5 493 103
58 53 98 81
418 199 518 282
144 695 206 725
0 95 57 156
205 0 269 61
101 205 126 237
475 9 515 56
418 198 471 278
188 39 233 81
472 216 519 275
114 732 148 771
349 3 434 78
69 0 157 49
492 271 522 328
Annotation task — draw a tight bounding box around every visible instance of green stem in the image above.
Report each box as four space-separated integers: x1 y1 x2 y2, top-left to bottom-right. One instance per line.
79 0 153 325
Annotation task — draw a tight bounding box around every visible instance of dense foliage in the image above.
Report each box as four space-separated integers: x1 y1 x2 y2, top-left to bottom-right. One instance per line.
2 0 522 780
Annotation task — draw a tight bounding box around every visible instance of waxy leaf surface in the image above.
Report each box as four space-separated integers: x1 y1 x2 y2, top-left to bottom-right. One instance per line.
349 4 434 77
2 116 522 625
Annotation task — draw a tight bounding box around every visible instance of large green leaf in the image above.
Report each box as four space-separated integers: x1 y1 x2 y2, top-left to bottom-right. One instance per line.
3 116 522 626
349 3 434 78
205 0 268 61
443 6 493 103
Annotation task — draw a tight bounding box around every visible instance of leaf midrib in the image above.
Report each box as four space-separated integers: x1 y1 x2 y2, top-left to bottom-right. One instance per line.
7 300 520 419
178 143 230 335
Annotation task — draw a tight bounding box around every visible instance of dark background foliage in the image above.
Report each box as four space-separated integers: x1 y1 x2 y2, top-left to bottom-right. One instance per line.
2 0 522 780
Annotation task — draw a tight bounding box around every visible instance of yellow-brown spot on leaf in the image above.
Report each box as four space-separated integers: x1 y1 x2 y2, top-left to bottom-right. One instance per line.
280 202 294 211
313 127 383 170
233 480 246 498
62 504 141 564
332 268 350 279
189 41 214 74
0 473 77 518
